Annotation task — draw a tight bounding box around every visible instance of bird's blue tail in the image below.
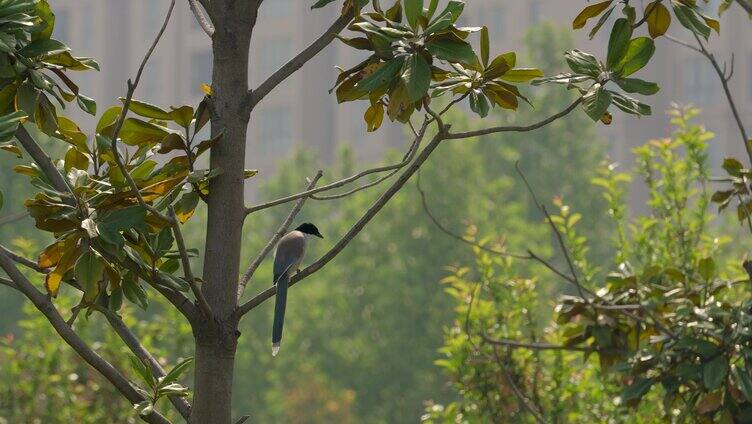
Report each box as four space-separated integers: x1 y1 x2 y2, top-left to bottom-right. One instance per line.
271 274 289 356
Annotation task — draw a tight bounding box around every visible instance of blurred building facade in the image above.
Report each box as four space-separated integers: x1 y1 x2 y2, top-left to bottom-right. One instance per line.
50 0 752 200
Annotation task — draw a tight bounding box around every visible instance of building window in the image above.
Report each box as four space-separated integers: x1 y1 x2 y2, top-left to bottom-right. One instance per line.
258 37 292 78
55 10 70 42
260 0 293 19
684 56 720 105
529 1 542 25
191 49 212 97
257 107 293 158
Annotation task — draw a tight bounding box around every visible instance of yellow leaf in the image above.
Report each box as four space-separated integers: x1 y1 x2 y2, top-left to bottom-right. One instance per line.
45 244 82 297
573 0 614 29
364 103 384 132
702 15 720 34
200 83 212 95
244 169 259 179
38 240 66 268
13 165 37 177
645 1 671 38
600 111 613 125
141 176 186 202
64 147 89 172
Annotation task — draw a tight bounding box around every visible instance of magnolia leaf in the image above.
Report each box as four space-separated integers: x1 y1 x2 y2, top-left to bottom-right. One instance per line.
645 1 671 38
75 250 105 303
572 0 614 29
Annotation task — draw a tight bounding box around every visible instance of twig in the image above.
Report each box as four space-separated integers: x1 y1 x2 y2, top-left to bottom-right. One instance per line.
482 334 598 352
735 0 752 14
188 0 214 37
0 211 28 227
245 121 430 214
0 249 173 424
0 244 47 273
491 347 547 424
109 0 177 224
14 125 75 204
237 171 324 300
168 206 212 319
237 99 585 317
249 10 354 109
311 131 424 201
97 305 192 419
0 276 16 290
445 97 583 140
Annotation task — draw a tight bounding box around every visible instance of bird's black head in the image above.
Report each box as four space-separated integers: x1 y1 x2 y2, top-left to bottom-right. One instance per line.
296 222 323 238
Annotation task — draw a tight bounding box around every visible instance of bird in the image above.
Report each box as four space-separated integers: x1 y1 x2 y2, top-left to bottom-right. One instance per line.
271 222 323 356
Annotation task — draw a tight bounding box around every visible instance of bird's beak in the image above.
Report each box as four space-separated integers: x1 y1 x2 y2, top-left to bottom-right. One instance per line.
315 233 324 239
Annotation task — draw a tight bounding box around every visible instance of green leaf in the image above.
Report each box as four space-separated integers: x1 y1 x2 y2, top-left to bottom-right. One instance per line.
572 0 614 29
621 377 654 402
615 37 655 77
733 367 752 402
582 83 612 121
480 26 489 67
75 250 105 303
672 2 711 40
174 191 200 224
426 38 477 66
588 6 615 39
122 98 172 120
613 77 660 95
123 273 149 310
703 356 727 390
160 357 194 387
607 18 633 69
18 39 69 58
469 91 490 118
564 49 600 77
402 53 431 102
0 110 27 143
97 106 122 134
499 68 544 83
76 94 96 115
722 157 743 176
610 91 651 116
311 0 337 9
129 354 156 388
98 206 147 247
170 106 194 128
698 257 716 280
404 0 422 31
356 58 406 92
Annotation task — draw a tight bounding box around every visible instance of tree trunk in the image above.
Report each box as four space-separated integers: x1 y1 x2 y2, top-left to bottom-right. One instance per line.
190 2 257 423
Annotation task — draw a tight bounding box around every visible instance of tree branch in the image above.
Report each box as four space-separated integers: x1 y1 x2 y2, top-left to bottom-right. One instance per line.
237 98 586 317
237 171 323 300
97 306 192 420
735 0 752 15
249 9 354 109
168 206 213 319
14 124 73 200
0 249 173 424
188 0 215 37
109 0 177 224
491 347 547 424
0 244 47 273
0 211 28 227
245 120 430 215
445 97 583 140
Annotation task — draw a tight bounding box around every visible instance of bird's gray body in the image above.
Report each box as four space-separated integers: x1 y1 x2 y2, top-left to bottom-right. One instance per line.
273 230 308 283
271 230 309 356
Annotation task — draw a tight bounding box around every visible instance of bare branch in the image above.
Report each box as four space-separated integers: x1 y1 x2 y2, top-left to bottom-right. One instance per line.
168 206 213 319
735 0 752 14
0 211 28 227
245 121 430 215
491 347 547 424
188 0 214 37
482 334 597 352
237 99 587 317
311 129 424 201
679 32 751 165
0 244 47 273
0 249 173 424
445 97 583 140
249 9 354 109
109 0 177 224
14 125 74 201
0 275 17 290
237 171 324 300
97 305 192 419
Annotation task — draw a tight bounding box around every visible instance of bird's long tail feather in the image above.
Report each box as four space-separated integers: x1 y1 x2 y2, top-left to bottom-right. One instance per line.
271 274 289 356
